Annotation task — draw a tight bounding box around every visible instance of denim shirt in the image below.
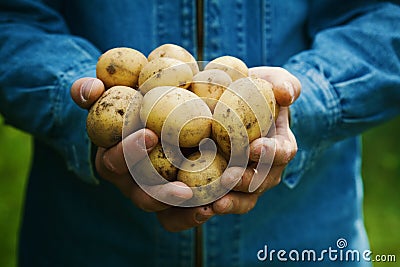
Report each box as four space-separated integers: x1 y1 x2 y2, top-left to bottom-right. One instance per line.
1 0 400 266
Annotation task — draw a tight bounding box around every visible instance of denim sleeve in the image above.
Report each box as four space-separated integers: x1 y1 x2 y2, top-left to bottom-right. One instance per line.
0 1 101 184
282 2 400 188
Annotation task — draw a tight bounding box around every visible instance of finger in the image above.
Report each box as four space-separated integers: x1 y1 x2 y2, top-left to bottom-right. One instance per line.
251 164 284 194
131 181 193 212
101 129 158 175
221 163 283 194
97 147 192 211
273 107 298 164
220 166 251 192
250 107 297 165
250 138 296 165
95 147 136 197
249 67 301 106
219 166 246 190
70 77 105 109
157 205 215 232
212 192 258 215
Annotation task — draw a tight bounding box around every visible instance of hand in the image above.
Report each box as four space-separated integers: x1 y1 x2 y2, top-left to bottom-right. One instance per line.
211 67 301 215
70 67 300 231
71 77 215 231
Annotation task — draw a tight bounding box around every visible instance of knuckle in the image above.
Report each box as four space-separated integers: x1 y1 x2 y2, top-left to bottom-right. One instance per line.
291 146 298 159
288 140 298 161
256 182 268 194
242 196 258 214
273 175 282 187
281 140 297 164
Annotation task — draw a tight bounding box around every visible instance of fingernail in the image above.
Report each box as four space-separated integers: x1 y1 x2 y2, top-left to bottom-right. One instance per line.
102 153 116 172
144 133 156 150
137 132 156 150
81 79 95 101
283 81 295 103
260 139 274 157
252 145 263 161
250 139 272 162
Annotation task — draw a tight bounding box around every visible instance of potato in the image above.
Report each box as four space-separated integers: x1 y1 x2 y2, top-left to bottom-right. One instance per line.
133 143 180 185
177 150 227 203
147 43 199 75
204 55 248 81
86 86 143 148
138 57 193 94
212 77 275 158
140 86 212 148
96 47 148 88
191 69 232 112
252 77 276 119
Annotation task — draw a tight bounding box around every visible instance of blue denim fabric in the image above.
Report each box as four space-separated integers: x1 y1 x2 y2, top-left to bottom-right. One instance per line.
1 0 400 266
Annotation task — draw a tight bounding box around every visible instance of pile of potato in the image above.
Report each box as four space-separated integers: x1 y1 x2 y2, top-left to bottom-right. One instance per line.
87 44 277 205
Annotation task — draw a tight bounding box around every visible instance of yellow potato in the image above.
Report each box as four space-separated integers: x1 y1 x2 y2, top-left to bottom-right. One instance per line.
86 86 143 148
191 69 232 112
212 77 275 158
147 43 199 75
133 143 180 185
177 150 227 203
96 47 148 88
252 77 276 119
140 86 212 147
204 55 249 81
138 57 193 94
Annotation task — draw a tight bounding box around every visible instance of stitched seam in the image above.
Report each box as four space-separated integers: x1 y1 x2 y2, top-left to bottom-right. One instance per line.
235 0 245 59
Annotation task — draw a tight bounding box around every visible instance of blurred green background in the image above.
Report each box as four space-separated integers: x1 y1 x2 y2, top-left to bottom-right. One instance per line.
0 115 399 266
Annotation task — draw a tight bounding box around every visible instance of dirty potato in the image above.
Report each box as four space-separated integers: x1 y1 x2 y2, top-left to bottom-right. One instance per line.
190 69 232 112
212 77 275 158
138 57 193 94
204 55 248 81
96 47 148 88
140 86 212 147
177 151 227 203
147 43 199 75
133 143 180 185
86 86 143 148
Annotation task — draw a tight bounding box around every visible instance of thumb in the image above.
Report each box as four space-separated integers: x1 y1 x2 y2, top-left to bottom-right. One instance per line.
100 129 159 175
249 67 301 106
70 77 105 109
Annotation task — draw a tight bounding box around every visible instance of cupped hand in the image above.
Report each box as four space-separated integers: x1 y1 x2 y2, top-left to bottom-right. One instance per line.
71 77 215 232
211 67 301 215
250 66 301 106
70 67 301 231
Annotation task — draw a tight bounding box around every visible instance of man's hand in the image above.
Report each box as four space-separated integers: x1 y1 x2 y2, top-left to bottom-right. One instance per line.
70 66 300 231
71 77 216 231
210 67 301 215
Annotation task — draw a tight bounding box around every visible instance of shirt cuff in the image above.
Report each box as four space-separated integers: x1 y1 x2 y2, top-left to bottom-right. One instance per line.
53 62 99 185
